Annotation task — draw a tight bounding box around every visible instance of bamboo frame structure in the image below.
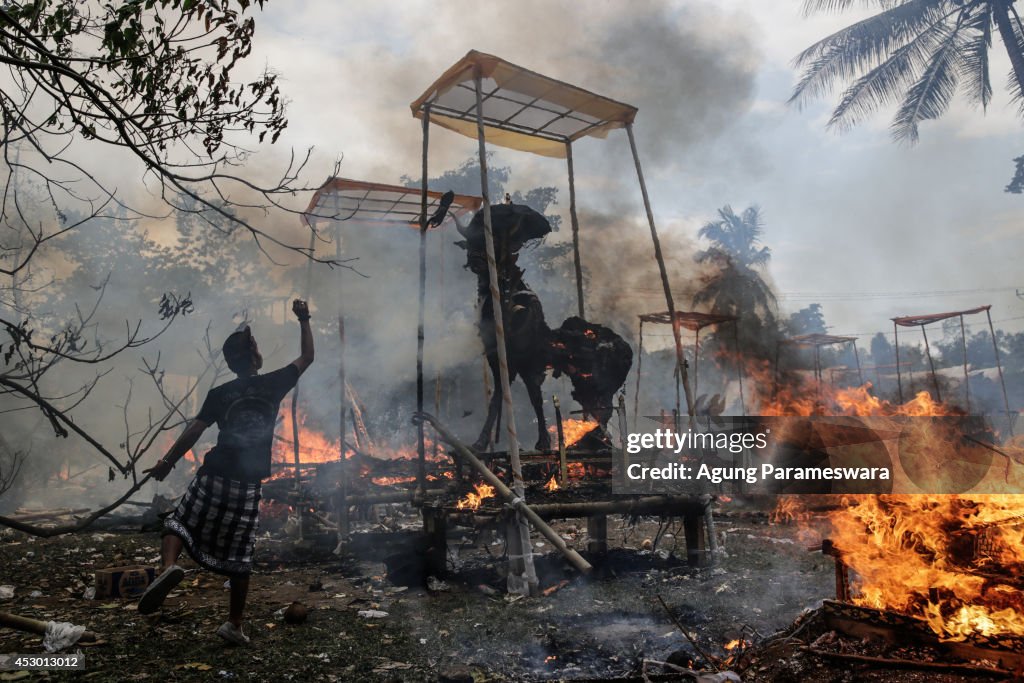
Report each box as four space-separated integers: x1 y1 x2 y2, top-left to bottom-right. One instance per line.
407 49 711 591
634 311 744 422
891 306 1012 428
410 50 693 415
774 333 862 402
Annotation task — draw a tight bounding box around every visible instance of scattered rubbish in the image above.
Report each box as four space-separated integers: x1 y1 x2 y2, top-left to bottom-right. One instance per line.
357 610 388 619
426 576 450 592
42 621 86 653
94 566 155 599
0 586 14 600
82 587 96 600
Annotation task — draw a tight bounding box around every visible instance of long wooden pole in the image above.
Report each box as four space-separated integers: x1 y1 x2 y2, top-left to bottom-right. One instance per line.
633 319 644 426
851 340 864 386
893 321 903 403
0 611 97 643
921 324 941 402
337 314 348 544
960 314 970 413
553 395 567 485
626 123 693 417
986 308 1013 434
416 105 430 496
693 328 700 400
566 141 584 318
292 227 318 496
473 70 537 595
414 412 592 575
336 217 348 546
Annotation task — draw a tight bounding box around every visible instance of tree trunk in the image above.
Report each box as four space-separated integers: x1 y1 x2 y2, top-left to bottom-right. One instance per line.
993 1 1024 99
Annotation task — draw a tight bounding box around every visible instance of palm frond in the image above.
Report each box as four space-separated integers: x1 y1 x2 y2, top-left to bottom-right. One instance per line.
791 0 954 109
958 5 993 109
1001 5 1024 111
891 25 966 142
828 17 955 131
801 0 899 18
747 246 773 269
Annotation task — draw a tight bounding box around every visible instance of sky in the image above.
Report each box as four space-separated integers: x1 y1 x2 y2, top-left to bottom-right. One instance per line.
240 0 1024 345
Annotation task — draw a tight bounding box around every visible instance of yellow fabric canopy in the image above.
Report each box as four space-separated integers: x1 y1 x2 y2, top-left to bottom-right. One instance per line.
410 50 638 158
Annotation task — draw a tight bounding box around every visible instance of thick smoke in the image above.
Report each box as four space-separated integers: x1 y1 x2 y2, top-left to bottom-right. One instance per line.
0 0 764 507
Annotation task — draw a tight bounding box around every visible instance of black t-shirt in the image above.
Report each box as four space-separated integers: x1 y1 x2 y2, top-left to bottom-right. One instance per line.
195 364 300 483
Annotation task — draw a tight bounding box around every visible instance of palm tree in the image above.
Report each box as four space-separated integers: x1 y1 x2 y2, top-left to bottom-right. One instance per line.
694 205 776 315
693 205 778 357
790 0 1024 143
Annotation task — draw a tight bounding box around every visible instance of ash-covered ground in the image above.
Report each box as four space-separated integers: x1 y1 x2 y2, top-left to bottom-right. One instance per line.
0 497 907 682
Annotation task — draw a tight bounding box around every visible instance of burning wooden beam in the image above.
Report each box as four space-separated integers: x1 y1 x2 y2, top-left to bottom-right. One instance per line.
413 411 592 576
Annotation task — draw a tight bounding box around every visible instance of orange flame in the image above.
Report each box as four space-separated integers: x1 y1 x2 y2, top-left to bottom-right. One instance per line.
549 418 600 448
544 475 560 492
827 494 1024 641
735 355 1024 641
456 483 496 511
723 638 748 651
268 408 444 482
371 476 417 486
770 497 809 525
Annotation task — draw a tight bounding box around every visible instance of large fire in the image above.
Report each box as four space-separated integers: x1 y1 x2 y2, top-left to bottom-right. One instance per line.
753 362 1024 642
268 407 441 483
829 494 1024 641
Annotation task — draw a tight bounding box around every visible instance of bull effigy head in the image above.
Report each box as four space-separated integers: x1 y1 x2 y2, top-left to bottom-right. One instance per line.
455 203 551 260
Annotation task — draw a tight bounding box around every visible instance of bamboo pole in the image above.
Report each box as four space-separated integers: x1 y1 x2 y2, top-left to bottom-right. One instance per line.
693 328 700 400
986 308 1014 435
846 341 862 386
414 412 592 575
814 344 822 404
337 316 348 545
960 314 970 413
921 324 941 402
633 319 644 426
332 213 349 548
0 612 97 643
416 105 430 497
893 321 903 403
566 141 584 318
553 395 567 484
472 70 538 595
626 123 693 417
291 226 318 509
617 392 628 481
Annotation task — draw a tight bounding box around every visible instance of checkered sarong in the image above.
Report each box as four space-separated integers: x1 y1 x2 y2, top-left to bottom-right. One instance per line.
164 473 261 576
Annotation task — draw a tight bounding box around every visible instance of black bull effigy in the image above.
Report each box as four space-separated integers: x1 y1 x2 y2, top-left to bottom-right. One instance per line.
454 203 632 451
